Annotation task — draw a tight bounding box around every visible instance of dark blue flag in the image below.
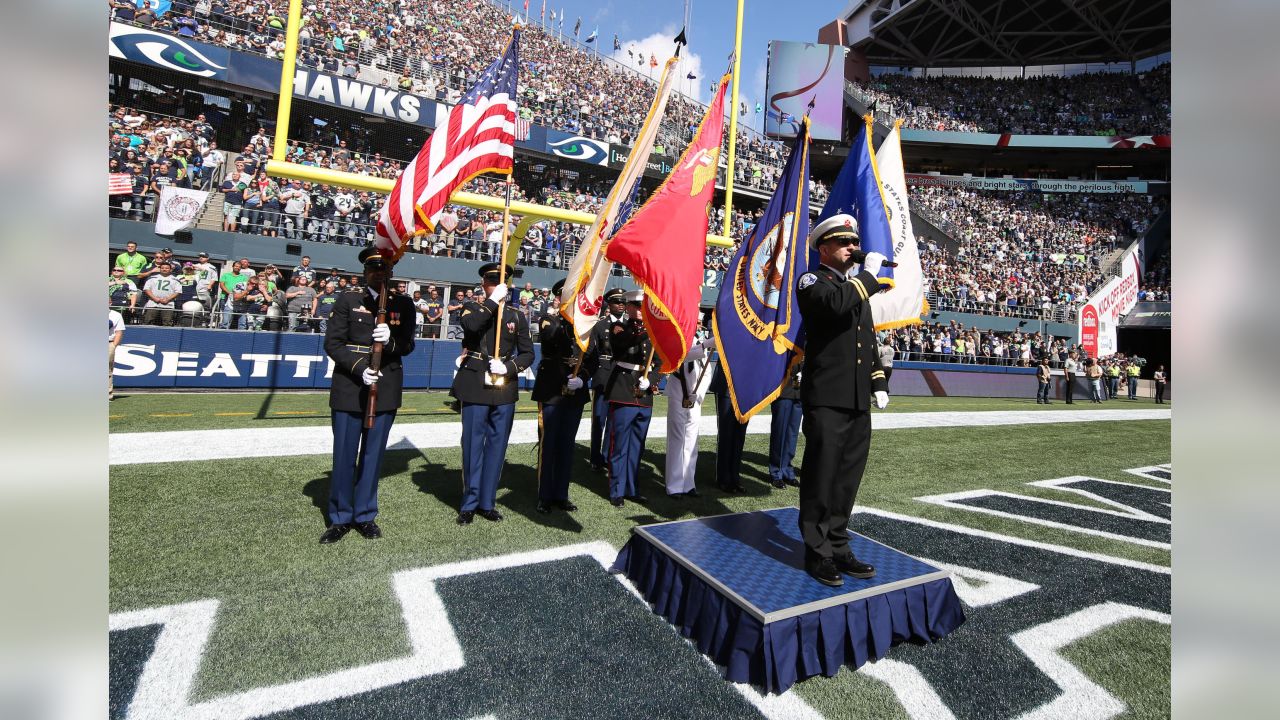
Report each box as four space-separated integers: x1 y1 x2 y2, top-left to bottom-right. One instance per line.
712 118 811 421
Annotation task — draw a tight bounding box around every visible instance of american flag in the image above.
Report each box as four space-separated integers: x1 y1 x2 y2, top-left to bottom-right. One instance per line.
375 29 520 256
515 116 532 141
108 172 132 195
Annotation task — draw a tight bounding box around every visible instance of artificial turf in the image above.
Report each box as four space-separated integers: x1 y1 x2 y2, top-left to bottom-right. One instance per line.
110 416 1171 714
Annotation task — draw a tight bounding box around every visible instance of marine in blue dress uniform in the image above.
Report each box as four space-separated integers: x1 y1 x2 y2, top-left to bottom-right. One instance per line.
795 214 891 586
588 288 626 472
450 262 535 525
603 290 662 507
319 246 418 544
532 278 595 514
768 359 804 489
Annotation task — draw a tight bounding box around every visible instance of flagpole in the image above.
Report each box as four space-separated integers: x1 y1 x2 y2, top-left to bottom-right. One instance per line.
722 0 744 238
490 175 515 387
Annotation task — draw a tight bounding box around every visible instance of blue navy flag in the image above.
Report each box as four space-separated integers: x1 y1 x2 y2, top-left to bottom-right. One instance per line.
818 115 895 287
712 118 811 422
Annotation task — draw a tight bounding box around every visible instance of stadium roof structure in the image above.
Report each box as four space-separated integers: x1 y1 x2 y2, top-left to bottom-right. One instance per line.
838 0 1171 68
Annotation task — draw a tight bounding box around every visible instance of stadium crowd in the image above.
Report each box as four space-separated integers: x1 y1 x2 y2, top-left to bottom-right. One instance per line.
106 0 808 194
855 63 1171 135
909 186 1169 319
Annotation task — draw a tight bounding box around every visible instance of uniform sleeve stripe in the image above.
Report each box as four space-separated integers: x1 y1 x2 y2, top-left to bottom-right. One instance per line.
853 280 869 301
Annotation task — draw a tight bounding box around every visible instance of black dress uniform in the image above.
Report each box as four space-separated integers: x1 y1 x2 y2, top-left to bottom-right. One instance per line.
709 359 747 492
321 248 417 543
588 288 625 470
768 359 803 488
532 280 595 512
450 264 535 523
796 262 888 578
603 310 662 506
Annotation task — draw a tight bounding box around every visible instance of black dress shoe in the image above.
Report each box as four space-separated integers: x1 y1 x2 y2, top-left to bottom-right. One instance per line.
456 511 474 525
610 497 625 507
805 558 844 587
557 500 578 511
833 554 876 579
784 478 800 487
627 494 648 504
770 478 787 489
353 521 382 539
591 463 608 474
683 488 700 498
536 501 552 514
478 509 504 522
319 524 351 544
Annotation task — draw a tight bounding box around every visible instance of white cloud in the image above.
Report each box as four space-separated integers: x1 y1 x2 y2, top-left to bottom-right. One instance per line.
610 26 707 104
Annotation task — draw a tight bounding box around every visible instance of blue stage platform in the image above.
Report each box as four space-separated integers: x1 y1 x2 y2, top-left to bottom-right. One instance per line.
612 507 965 693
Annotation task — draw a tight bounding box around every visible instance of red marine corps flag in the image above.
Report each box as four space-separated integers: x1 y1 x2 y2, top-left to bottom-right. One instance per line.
604 72 730 372
374 28 520 260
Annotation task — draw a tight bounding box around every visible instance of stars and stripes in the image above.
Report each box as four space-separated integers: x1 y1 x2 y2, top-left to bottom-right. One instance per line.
374 29 520 258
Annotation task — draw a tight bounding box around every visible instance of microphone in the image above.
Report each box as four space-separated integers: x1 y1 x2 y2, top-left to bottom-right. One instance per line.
851 249 899 268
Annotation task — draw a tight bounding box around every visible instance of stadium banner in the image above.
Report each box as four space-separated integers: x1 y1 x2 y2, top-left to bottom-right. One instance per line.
764 41 846 141
1078 245 1142 357
711 114 810 421
108 21 230 79
154 186 210 235
607 146 677 177
228 52 436 127
519 123 547 150
871 122 928 329
900 128 1170 150
905 174 1153 194
544 130 611 166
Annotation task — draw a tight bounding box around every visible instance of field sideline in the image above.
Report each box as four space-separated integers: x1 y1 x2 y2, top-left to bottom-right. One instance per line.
109 396 1171 719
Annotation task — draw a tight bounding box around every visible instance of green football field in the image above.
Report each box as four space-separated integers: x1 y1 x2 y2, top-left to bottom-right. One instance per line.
109 394 1171 720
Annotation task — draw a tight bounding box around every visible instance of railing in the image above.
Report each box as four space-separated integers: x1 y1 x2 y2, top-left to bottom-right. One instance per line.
923 289 1079 323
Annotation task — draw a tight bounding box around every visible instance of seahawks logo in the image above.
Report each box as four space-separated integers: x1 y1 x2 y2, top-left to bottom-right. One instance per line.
548 136 609 166
109 23 227 78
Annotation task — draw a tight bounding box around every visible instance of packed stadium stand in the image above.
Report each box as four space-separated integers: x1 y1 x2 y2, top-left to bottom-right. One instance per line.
107 0 1170 373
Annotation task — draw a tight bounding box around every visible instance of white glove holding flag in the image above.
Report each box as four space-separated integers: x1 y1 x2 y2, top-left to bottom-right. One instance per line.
565 376 584 391
874 390 889 409
685 344 706 362
362 367 382 386
637 377 651 392
371 323 391 343
861 252 887 276
487 283 508 303
488 359 507 376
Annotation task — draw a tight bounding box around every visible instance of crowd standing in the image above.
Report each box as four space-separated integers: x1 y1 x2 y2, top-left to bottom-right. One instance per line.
855 63 1171 135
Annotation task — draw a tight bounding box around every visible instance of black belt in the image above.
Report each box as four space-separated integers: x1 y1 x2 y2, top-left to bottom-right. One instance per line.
598 354 613 361
466 351 510 361
346 344 371 353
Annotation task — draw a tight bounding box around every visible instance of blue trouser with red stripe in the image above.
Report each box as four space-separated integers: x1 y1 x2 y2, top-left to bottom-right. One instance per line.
608 402 651 500
460 402 516 512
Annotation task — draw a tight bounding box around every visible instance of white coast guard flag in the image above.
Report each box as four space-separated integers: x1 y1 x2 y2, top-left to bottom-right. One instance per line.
559 56 678 350
154 186 210 236
870 121 929 329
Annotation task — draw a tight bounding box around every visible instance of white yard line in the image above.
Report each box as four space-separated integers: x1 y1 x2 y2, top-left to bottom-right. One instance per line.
109 408 1170 466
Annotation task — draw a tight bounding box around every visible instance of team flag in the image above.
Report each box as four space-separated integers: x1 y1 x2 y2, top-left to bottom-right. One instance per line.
869 120 929 329
650 54 658 68
711 117 811 421
614 35 621 51
560 55 680 349
605 73 731 373
818 114 895 287
574 17 581 37
586 27 597 43
374 29 519 260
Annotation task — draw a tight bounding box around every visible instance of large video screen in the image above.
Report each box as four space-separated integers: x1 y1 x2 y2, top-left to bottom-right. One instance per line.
764 41 846 142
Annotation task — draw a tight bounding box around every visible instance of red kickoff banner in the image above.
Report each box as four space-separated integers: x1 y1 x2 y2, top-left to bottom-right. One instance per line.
604 73 730 372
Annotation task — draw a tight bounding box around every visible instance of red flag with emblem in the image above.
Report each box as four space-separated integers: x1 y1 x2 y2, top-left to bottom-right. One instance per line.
604 73 730 372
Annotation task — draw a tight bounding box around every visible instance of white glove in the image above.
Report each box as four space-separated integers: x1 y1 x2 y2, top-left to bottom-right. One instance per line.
371 323 391 343
565 376 584 391
488 358 507 376
874 390 889 409
861 252 887 276
795 371 802 383
685 344 706 362
637 377 651 392
362 367 382 386
487 282 508 303
701 336 716 350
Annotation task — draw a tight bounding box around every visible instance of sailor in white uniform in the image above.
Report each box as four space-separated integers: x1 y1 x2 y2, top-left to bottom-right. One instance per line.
663 328 715 497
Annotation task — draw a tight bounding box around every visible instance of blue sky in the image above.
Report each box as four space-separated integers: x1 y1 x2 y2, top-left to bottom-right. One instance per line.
510 0 843 133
